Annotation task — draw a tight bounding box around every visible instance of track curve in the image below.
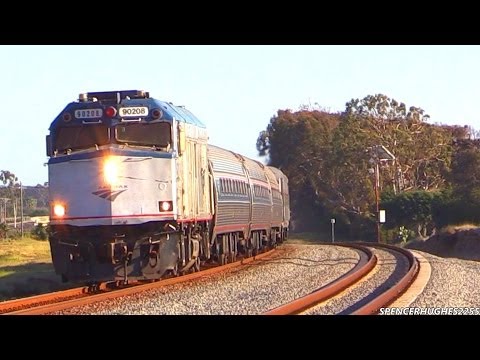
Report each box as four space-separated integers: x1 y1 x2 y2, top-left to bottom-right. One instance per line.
265 244 376 315
2 249 275 315
266 242 420 315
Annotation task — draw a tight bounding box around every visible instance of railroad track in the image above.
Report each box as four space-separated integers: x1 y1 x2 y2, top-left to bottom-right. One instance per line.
1 249 276 315
265 242 419 315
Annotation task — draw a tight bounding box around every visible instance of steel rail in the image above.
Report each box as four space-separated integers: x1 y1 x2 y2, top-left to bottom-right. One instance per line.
0 282 111 314
351 242 419 315
3 249 276 315
265 244 376 315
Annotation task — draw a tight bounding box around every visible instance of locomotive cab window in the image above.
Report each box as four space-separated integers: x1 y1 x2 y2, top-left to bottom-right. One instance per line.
116 122 172 150
54 124 109 153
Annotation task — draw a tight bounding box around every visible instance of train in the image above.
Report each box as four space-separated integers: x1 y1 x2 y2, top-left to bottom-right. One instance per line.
45 90 290 284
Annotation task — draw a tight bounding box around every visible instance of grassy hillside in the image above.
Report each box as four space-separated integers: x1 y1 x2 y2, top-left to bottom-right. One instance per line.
0 237 75 301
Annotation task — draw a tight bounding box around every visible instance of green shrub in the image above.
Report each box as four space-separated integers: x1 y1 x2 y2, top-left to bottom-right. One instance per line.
31 223 48 240
0 222 8 239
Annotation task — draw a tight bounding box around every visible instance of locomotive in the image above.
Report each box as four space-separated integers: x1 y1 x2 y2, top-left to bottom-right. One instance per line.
45 90 290 283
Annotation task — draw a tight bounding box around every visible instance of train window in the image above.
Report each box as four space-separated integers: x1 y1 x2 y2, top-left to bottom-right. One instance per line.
54 125 109 153
116 121 171 149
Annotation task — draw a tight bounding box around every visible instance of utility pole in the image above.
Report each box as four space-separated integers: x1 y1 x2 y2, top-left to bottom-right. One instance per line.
367 145 395 243
0 198 10 224
20 182 24 238
374 162 380 243
331 218 335 243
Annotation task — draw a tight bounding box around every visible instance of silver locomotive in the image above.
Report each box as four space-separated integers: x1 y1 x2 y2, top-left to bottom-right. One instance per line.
46 90 290 283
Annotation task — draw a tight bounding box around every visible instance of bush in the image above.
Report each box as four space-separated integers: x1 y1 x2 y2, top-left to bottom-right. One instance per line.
431 189 480 228
0 222 8 239
7 228 22 239
31 223 48 240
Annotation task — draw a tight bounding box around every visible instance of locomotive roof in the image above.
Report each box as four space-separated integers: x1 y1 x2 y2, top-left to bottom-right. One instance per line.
49 90 206 129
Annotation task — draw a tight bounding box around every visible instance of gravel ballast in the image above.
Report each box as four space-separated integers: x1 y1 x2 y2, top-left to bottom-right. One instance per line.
55 244 359 315
52 244 480 315
409 250 480 309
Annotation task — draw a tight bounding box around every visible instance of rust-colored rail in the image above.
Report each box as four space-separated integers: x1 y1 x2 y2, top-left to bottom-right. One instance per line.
2 249 276 315
351 243 419 315
0 282 111 314
265 244 376 315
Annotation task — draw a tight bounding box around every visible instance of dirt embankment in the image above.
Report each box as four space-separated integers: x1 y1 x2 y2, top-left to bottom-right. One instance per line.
406 227 480 261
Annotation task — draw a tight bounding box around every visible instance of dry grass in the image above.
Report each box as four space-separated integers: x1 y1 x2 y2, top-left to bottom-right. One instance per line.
407 224 480 261
286 232 349 244
0 237 52 267
441 223 479 234
0 237 76 301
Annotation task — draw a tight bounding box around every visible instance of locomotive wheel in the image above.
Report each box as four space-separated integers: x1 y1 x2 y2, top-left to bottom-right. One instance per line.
171 263 179 277
219 254 226 265
193 257 201 272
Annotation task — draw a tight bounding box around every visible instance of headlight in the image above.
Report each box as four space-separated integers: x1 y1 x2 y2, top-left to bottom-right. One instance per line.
159 201 172 212
53 204 66 217
104 157 119 185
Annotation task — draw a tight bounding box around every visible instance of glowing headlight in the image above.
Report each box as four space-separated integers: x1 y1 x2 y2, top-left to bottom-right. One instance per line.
104 157 119 185
159 201 172 212
53 204 65 217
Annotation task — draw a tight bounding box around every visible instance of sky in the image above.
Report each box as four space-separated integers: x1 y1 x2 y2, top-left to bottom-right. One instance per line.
1 45 480 186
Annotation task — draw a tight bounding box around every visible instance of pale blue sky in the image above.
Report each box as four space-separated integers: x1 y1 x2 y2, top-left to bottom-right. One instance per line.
1 45 479 186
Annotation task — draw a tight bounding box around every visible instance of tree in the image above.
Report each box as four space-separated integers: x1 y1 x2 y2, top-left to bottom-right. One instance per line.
342 94 453 193
256 94 477 238
450 139 480 199
25 197 38 210
0 170 19 222
0 170 18 187
257 109 341 231
345 93 430 122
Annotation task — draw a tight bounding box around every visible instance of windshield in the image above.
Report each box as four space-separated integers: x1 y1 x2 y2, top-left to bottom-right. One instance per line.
115 122 171 149
54 125 110 153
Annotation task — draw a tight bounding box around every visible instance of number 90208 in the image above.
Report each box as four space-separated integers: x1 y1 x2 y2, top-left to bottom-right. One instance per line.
119 107 148 117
